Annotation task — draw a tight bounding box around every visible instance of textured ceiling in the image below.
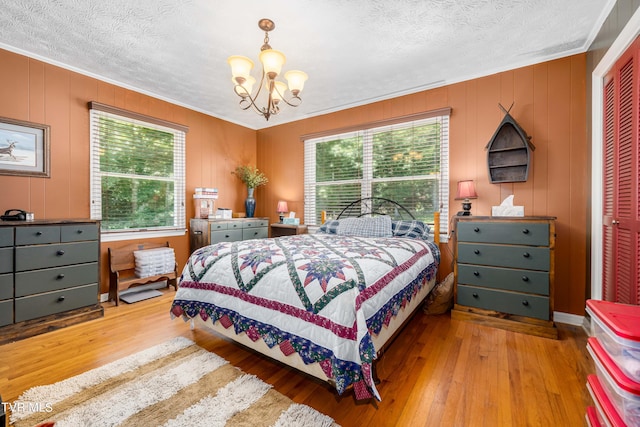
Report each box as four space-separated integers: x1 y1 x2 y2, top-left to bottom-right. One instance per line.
0 0 614 130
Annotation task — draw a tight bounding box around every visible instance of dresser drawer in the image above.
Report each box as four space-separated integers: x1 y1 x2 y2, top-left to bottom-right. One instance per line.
0 300 12 327
243 227 268 241
227 221 242 230
457 284 550 320
15 263 99 297
457 221 549 246
15 283 99 322
15 241 99 271
210 221 229 231
458 243 550 271
211 229 242 244
457 264 549 295
0 227 13 247
61 224 99 242
15 225 60 245
0 247 12 273
244 219 269 228
0 273 12 300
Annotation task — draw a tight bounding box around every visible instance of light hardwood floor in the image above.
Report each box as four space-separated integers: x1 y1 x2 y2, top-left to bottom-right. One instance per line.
0 291 594 426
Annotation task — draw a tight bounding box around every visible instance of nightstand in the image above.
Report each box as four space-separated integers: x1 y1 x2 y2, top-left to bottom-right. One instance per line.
270 223 308 238
451 216 557 339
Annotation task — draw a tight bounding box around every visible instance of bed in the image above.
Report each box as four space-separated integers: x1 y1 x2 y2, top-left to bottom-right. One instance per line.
171 198 440 400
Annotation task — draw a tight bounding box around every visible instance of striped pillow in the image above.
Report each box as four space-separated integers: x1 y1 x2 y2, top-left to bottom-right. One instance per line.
336 216 393 238
391 220 430 240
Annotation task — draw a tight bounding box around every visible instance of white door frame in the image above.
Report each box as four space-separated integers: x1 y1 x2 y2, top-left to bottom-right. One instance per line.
591 9 640 300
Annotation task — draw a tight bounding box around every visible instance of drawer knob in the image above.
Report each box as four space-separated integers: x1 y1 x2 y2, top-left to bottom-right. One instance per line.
474 249 480 255
36 231 43 236
193 231 202 235
57 250 65 256
522 300 529 306
57 296 65 302
76 229 83 234
521 275 529 282
473 227 480 232
522 252 530 258
472 292 479 298
57 274 65 279
522 228 530 234
473 271 479 276
225 235 230 238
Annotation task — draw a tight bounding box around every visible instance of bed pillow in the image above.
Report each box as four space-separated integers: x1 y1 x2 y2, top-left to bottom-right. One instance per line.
391 220 430 240
336 215 393 238
317 219 340 234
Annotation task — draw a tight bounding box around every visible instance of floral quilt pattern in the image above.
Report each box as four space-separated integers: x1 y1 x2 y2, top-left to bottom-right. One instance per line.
171 233 439 400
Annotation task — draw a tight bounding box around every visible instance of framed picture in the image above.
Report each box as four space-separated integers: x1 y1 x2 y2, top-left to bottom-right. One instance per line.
0 116 50 178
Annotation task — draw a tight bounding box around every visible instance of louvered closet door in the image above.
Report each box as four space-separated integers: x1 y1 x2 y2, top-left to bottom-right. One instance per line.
602 36 640 304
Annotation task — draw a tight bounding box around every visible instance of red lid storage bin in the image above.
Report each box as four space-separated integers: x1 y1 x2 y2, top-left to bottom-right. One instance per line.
585 406 602 427
587 299 640 383
588 337 640 426
587 374 627 427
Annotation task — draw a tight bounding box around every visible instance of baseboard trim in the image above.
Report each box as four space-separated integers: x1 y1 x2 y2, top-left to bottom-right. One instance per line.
554 311 584 327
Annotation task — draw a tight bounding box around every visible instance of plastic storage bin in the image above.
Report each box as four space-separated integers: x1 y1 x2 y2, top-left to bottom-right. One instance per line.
588 337 640 426
133 247 176 278
587 374 628 427
587 299 640 383
585 406 602 427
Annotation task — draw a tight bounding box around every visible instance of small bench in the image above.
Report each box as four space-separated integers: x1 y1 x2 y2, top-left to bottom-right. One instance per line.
108 242 178 306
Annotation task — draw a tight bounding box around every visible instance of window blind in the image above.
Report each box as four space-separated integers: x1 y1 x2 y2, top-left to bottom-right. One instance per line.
89 105 186 236
304 113 450 239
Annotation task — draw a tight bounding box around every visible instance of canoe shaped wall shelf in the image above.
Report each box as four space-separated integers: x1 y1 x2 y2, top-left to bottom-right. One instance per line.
485 103 535 183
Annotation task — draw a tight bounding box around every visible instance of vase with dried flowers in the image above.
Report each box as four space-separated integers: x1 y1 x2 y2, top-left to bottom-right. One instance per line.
232 165 268 218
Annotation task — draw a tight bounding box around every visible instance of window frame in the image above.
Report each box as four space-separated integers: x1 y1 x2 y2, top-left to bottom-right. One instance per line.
89 102 188 242
303 108 451 241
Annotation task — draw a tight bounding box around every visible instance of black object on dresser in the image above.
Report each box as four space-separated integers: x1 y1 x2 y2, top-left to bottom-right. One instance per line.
0 220 103 345
451 216 557 339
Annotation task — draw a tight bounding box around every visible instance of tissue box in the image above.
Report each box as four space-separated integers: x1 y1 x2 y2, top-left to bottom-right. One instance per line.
283 217 300 225
215 208 232 219
492 206 524 216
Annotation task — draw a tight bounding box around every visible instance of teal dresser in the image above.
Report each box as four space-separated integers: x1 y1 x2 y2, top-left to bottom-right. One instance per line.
451 216 557 339
0 220 103 344
189 217 269 253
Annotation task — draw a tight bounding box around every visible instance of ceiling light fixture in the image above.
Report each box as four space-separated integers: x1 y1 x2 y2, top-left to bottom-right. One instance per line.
227 19 308 121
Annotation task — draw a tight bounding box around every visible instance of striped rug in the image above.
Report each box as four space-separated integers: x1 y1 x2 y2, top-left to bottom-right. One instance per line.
10 337 339 427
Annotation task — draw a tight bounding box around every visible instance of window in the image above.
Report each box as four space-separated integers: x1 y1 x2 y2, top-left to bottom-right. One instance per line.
304 109 450 240
89 102 187 241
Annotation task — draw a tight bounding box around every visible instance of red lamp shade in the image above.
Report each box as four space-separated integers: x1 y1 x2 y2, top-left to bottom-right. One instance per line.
276 200 289 214
455 180 478 200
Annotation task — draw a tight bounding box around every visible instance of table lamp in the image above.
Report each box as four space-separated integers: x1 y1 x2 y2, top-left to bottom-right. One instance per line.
455 180 478 216
277 200 289 223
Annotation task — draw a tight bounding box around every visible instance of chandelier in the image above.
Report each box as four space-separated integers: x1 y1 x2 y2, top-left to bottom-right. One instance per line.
227 19 308 121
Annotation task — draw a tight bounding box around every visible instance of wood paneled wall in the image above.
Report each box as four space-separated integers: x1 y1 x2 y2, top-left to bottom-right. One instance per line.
257 54 588 316
0 47 588 315
0 48 257 294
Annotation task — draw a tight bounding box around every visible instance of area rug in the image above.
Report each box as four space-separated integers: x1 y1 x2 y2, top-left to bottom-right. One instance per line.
10 337 339 427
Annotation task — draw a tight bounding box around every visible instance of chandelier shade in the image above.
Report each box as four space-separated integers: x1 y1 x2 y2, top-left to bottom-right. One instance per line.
227 56 254 81
258 49 286 77
285 70 308 95
228 19 308 121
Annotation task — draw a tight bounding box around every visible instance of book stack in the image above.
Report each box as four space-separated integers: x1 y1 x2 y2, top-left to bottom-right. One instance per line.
585 299 640 427
193 187 218 219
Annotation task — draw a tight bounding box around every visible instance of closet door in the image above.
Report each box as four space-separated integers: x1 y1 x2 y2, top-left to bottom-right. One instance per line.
602 36 640 304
